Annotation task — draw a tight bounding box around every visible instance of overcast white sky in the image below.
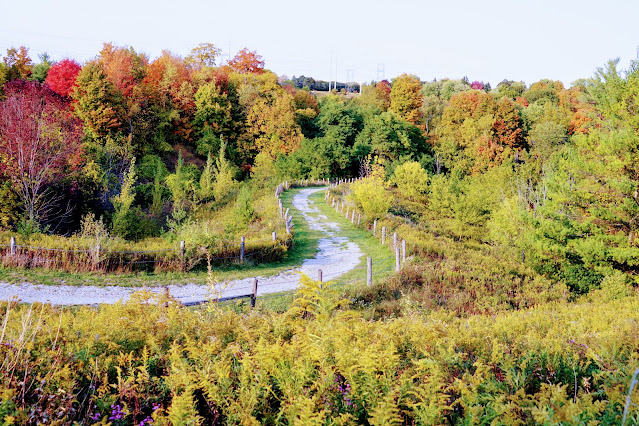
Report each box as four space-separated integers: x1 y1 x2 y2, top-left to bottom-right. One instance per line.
1 0 638 87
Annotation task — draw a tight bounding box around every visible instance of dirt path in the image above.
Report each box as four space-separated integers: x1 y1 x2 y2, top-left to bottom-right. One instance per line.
0 187 363 305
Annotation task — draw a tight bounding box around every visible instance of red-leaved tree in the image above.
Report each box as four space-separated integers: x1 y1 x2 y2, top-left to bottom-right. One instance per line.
228 48 265 74
45 59 82 97
0 80 83 227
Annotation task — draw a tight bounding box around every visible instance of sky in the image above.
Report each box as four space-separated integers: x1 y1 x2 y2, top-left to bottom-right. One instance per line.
1 0 639 88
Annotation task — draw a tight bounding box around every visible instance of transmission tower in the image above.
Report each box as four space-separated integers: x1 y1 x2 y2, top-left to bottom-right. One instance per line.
346 69 355 92
376 63 385 82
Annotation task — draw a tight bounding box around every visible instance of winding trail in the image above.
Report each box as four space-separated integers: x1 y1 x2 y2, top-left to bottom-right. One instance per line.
0 187 363 305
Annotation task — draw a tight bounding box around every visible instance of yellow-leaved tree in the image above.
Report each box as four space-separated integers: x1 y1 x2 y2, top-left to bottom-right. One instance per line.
350 161 390 219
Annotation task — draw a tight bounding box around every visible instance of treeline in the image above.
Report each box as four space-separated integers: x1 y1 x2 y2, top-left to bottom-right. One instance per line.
287 75 360 92
1 43 638 293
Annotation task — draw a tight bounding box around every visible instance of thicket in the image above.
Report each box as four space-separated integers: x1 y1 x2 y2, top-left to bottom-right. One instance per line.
1 278 639 424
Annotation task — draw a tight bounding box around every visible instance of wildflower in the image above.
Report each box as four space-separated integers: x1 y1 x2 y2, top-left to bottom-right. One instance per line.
90 412 101 421
139 417 154 425
109 404 127 421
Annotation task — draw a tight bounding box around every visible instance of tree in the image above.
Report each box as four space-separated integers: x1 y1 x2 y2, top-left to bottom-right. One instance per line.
228 48 265 74
247 93 302 158
3 46 33 81
390 74 423 125
30 53 53 83
111 157 137 237
72 62 126 141
0 80 83 227
391 161 429 200
46 59 82 97
186 43 222 68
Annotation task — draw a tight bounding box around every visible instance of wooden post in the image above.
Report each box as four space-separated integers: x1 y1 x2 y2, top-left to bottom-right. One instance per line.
331 198 335 208
180 240 185 258
284 208 290 220
272 231 277 242
240 237 245 263
10 236 16 255
395 246 401 272
251 278 258 308
351 210 355 224
373 220 377 236
346 206 349 219
279 200 283 217
393 232 398 250
367 257 372 287
381 226 386 245
357 214 361 225
318 269 323 283
402 240 406 263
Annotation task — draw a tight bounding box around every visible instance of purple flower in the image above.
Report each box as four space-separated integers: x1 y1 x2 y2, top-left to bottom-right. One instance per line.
90 412 101 421
109 404 127 421
152 403 161 411
139 417 154 425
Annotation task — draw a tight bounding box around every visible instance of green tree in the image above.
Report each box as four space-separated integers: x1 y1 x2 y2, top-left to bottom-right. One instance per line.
111 158 137 237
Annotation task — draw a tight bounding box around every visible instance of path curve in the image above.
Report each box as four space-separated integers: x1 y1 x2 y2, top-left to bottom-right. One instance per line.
0 187 363 305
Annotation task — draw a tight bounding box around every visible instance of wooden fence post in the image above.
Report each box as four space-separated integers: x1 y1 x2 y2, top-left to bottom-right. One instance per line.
373 220 377 236
279 200 283 217
179 240 186 272
393 232 398 250
351 210 355 224
251 278 258 308
318 269 323 283
240 237 245 263
395 246 401 272
272 231 277 242
10 236 16 255
367 257 372 287
284 208 290 220
402 240 406 263
381 226 386 245
357 214 361 225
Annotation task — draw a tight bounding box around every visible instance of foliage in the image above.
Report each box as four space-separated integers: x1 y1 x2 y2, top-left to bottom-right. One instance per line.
45 58 82 97
0 80 83 227
390 161 429 200
111 157 137 238
2 288 639 424
349 162 390 219
228 48 265 74
390 74 423 124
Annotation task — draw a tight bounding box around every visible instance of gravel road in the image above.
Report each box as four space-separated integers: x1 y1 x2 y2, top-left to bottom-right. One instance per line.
0 187 363 305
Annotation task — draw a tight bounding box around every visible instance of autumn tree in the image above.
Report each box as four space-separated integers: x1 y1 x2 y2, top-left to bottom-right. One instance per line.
3 46 33 81
247 93 302 158
390 74 423 125
143 50 196 148
46 59 82 97
228 48 265 74
0 80 83 227
186 43 222 68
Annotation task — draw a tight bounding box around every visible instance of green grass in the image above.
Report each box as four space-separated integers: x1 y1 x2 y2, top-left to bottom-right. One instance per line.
306 190 396 286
